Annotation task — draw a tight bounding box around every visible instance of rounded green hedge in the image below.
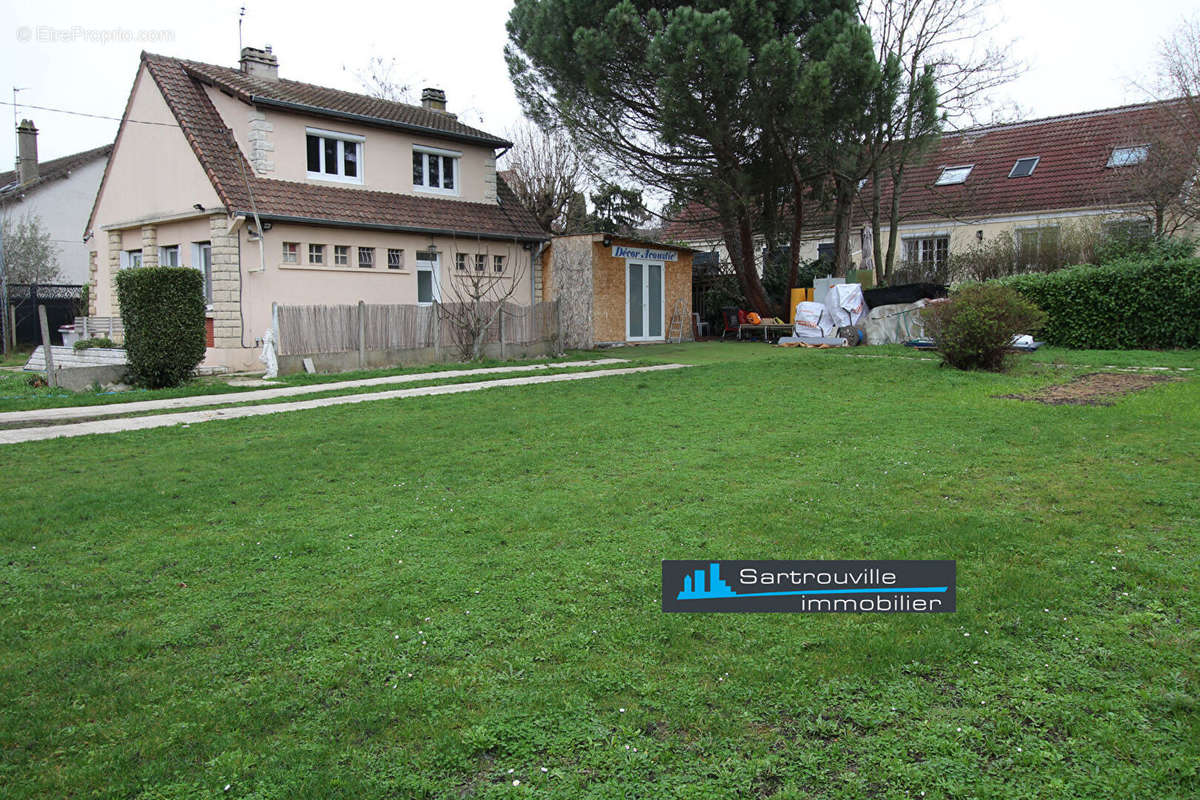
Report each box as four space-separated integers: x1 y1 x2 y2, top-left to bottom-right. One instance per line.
998 257 1200 350
115 267 207 388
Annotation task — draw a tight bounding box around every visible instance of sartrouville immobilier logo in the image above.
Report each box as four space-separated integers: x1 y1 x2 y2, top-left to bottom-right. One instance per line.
661 560 956 613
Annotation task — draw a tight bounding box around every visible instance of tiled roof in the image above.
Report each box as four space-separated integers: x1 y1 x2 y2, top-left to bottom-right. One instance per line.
878 100 1183 223
0 143 112 202
130 53 544 241
664 99 1187 242
661 203 725 243
176 56 511 148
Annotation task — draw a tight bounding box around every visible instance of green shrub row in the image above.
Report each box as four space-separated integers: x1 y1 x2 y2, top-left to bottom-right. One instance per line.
997 257 1200 349
115 267 207 388
73 336 116 351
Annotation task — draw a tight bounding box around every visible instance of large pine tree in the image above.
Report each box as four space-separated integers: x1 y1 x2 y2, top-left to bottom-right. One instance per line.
506 0 883 314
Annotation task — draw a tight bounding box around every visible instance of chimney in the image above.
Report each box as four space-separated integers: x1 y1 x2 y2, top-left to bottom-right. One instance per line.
239 45 279 81
421 88 447 112
17 119 38 184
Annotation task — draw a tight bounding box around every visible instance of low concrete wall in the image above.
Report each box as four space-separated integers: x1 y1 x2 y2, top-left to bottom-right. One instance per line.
276 340 559 375
52 364 129 391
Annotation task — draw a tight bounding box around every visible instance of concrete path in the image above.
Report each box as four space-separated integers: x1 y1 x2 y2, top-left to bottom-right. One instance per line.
0 363 691 445
0 358 629 426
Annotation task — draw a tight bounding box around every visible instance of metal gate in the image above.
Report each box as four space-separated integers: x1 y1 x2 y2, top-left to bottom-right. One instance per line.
7 283 85 346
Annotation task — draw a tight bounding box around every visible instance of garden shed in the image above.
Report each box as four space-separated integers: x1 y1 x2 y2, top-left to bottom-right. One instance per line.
540 234 696 349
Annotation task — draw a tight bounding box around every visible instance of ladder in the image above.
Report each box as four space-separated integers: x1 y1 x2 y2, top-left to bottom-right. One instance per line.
666 298 688 343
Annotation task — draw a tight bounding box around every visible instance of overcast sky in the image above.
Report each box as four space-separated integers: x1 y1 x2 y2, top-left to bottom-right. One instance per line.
1 0 1195 169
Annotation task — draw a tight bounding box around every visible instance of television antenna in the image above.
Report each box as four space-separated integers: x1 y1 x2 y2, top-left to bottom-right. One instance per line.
12 87 29 173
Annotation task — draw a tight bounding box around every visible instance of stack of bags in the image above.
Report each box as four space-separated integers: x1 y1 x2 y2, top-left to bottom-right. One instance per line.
788 284 868 346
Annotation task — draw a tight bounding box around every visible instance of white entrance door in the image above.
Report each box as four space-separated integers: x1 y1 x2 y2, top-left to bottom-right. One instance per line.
626 261 664 341
415 250 441 305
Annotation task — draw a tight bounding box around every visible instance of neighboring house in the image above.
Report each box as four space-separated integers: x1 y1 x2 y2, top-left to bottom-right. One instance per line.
0 123 111 285
86 47 547 371
663 99 1198 279
540 233 695 349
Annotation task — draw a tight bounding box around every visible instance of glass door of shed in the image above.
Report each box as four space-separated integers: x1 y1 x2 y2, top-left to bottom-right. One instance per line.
626 261 664 341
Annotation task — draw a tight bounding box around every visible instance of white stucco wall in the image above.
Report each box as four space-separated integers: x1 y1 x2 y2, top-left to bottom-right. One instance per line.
2 156 107 285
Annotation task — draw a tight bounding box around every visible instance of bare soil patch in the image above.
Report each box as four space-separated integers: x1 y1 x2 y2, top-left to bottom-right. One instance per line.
997 372 1181 406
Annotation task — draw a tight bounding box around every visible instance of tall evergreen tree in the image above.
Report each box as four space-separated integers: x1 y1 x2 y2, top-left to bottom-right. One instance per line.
507 0 879 314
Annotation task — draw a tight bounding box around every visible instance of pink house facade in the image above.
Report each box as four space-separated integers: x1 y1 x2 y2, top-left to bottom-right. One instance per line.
86 47 547 370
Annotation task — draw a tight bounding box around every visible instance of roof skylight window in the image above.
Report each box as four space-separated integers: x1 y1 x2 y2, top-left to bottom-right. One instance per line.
1009 156 1040 178
1107 145 1148 167
935 165 973 185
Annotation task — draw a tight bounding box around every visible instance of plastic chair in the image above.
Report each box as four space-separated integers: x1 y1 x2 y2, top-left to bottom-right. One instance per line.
720 307 741 339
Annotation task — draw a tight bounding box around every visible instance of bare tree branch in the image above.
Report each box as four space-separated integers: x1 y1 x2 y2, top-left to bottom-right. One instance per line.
499 122 583 234
438 238 530 361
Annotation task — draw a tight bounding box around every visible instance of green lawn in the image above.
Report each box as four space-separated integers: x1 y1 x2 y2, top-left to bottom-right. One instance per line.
1 344 1197 798
0 353 610 414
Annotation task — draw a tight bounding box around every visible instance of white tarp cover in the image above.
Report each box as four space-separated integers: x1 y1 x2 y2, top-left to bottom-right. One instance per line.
793 301 837 340
823 283 867 328
862 300 928 345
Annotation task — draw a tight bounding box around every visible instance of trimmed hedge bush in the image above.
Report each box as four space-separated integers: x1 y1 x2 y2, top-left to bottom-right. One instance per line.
998 257 1200 350
115 267 207 388
921 283 1046 371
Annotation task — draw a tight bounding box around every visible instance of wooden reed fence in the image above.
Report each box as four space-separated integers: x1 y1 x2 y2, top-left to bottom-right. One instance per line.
274 300 560 358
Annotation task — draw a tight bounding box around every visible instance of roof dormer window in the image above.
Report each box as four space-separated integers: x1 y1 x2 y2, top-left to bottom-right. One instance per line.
1009 156 1040 178
1107 145 1148 168
934 165 973 186
413 145 460 195
305 128 364 184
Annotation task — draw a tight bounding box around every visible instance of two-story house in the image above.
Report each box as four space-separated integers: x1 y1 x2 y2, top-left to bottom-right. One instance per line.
86 47 547 370
664 98 1198 282
1 121 111 285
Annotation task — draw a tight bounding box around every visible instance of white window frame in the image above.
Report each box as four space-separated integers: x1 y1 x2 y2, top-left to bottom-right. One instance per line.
158 245 180 267
387 248 404 270
309 244 326 265
455 252 468 271
306 127 365 184
1008 156 1040 178
334 245 350 267
474 253 487 273
934 165 974 186
358 247 375 269
412 145 461 196
120 249 143 269
625 260 666 342
902 235 950 269
282 242 299 264
1103 218 1153 240
191 242 213 308
493 254 505 273
415 251 441 305
1107 145 1148 168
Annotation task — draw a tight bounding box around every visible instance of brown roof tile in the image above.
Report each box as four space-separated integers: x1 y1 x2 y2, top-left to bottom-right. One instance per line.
176 56 510 148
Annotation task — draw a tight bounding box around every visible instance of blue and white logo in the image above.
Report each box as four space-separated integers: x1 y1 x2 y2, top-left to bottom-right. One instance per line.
663 560 955 613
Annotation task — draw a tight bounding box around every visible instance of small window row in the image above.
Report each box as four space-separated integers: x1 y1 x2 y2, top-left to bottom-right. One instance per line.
455 252 508 273
282 241 405 270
